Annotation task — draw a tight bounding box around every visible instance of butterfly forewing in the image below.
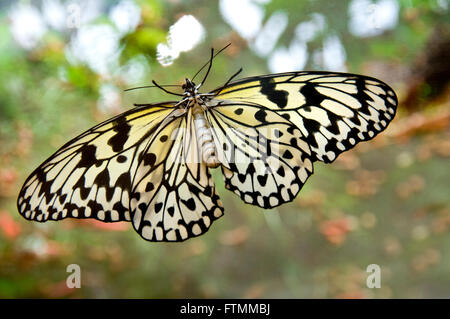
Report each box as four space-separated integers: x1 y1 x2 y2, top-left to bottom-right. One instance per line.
212 71 398 163
17 104 179 224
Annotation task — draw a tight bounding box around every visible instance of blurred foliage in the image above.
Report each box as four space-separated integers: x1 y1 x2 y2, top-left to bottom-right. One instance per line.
0 0 449 298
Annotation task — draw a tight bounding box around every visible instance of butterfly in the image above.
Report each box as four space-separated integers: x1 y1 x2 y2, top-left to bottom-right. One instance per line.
17 46 398 242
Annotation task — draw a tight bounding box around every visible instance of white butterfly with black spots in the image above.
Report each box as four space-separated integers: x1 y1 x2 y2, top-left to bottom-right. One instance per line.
17 52 397 242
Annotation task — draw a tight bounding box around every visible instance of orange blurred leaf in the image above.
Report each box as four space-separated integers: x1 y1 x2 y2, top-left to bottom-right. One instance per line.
319 218 351 246
64 219 129 231
0 168 18 197
219 226 249 246
0 210 22 239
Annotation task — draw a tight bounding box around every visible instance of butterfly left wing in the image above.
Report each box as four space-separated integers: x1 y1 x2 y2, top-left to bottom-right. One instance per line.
130 107 224 242
17 104 176 223
18 103 224 242
212 71 397 163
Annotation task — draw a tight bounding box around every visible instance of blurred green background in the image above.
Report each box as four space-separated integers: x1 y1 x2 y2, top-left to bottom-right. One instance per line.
0 0 449 298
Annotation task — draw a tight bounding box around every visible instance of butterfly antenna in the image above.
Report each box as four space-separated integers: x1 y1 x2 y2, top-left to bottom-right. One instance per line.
215 67 243 95
199 48 214 86
151 80 184 96
124 84 180 92
191 43 232 82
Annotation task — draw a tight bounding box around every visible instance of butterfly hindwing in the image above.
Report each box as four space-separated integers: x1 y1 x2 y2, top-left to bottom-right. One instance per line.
213 71 398 163
130 108 224 242
206 103 314 208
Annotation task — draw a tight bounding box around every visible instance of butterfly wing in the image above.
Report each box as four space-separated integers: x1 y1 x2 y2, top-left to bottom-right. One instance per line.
17 104 176 223
17 103 224 242
130 107 223 241
206 71 397 208
205 104 314 208
212 71 398 163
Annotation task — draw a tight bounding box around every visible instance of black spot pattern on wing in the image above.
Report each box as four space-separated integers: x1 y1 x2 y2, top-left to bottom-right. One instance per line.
78 145 98 168
142 153 157 167
234 108 243 115
117 155 127 163
108 116 131 152
300 82 325 106
260 77 288 108
254 109 267 123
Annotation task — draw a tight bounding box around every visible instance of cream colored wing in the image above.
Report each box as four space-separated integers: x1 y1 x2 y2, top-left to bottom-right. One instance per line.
17 104 176 223
130 107 223 241
206 103 314 208
18 103 224 242
212 71 397 163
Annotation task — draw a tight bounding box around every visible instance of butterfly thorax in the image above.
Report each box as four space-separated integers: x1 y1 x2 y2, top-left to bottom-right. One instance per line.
181 78 220 168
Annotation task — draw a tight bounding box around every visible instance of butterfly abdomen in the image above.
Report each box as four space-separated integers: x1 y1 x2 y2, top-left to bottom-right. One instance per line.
192 105 220 168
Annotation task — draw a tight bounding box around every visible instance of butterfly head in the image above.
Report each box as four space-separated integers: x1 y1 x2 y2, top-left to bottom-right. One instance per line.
182 78 206 104
182 78 197 92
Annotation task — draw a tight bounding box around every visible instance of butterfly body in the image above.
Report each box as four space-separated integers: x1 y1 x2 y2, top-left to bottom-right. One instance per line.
192 105 220 168
18 70 397 242
176 78 220 168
